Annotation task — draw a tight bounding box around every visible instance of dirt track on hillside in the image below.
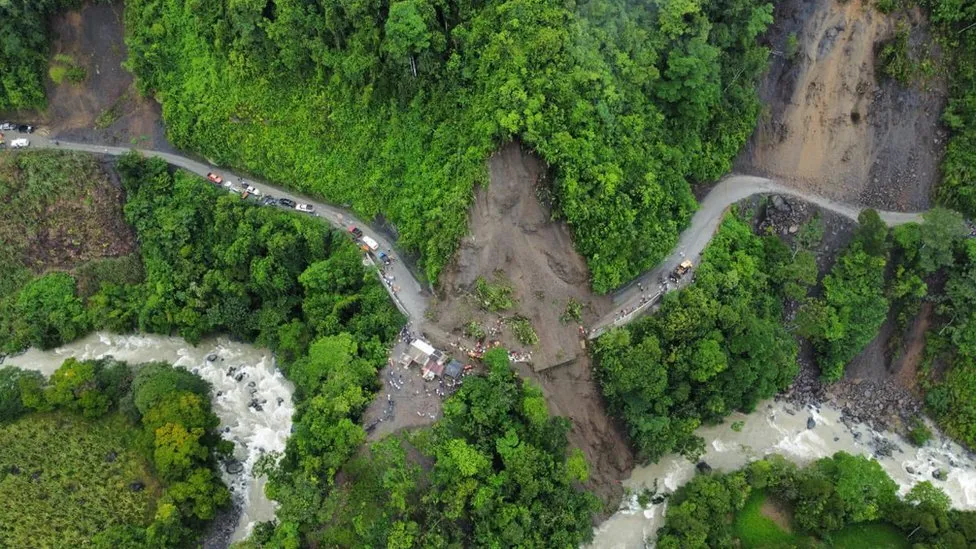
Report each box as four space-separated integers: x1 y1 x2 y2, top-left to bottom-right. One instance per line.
738 0 946 211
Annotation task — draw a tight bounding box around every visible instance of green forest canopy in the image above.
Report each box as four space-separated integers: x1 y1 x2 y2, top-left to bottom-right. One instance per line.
0 358 229 547
249 348 598 548
593 211 806 462
658 452 976 549
123 0 774 291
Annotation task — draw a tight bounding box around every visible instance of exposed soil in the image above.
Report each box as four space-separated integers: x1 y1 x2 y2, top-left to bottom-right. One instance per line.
893 302 933 391
19 2 172 151
515 356 634 516
0 153 136 274
760 496 794 533
738 0 947 212
361 336 470 441
430 143 612 372
425 142 631 513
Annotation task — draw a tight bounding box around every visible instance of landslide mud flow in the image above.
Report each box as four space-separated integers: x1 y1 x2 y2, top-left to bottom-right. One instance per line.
739 0 947 211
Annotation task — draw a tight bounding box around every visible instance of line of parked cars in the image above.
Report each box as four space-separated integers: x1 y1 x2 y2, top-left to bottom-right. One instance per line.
1 122 36 150
206 171 315 213
0 122 34 133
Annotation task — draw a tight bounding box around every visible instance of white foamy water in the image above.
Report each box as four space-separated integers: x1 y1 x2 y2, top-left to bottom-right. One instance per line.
591 399 976 548
5 332 295 544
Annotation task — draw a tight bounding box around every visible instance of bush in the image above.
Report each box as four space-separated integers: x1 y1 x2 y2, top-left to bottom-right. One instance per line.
907 418 933 447
560 298 583 323
507 315 539 346
475 277 515 312
9 272 89 351
464 320 486 340
796 210 890 382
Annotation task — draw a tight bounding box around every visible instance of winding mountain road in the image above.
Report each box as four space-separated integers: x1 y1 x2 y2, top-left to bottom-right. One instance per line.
4 130 925 338
4 131 429 323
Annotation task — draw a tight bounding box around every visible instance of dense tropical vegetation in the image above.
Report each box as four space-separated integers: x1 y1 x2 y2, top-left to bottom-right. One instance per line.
248 348 597 547
657 452 976 548
0 152 598 546
0 150 141 353
917 0 976 216
0 0 80 110
796 210 891 382
123 0 775 291
593 211 807 462
0 358 228 547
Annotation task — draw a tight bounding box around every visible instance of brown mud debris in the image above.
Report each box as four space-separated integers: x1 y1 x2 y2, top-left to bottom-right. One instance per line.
739 0 947 212
426 143 631 511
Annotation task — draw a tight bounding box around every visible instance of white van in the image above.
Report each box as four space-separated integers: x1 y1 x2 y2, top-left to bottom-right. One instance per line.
10 138 29 148
361 235 379 251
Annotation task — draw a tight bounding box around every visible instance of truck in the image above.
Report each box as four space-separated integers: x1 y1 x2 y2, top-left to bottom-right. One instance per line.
10 138 29 149
361 235 379 251
669 260 693 282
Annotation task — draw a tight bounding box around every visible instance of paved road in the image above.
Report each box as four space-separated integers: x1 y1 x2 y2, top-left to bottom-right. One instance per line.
587 175 924 338
1 131 428 322
3 132 926 339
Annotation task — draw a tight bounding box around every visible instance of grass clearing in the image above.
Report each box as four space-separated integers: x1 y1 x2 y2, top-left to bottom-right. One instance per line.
0 411 159 547
827 522 910 548
734 490 808 548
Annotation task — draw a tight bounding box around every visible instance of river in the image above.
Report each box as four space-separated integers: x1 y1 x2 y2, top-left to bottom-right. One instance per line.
591 398 976 548
7 333 976 548
5 332 295 545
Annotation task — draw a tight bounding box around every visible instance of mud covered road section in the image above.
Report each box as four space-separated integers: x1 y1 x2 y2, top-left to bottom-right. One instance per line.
432 143 611 371
427 143 631 512
739 0 946 211
41 2 172 151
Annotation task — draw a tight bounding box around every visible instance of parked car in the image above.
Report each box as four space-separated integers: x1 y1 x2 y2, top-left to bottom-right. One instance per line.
244 185 261 196
295 203 314 213
261 196 277 206
349 226 364 238
10 138 29 149
207 172 223 184
0 123 15 131
17 125 34 134
277 198 297 209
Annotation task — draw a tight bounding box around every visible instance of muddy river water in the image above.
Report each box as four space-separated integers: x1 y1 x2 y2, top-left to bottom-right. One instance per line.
591 399 976 548
6 333 976 548
6 332 295 545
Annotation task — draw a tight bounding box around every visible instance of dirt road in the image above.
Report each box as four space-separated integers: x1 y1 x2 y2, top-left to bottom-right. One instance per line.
3 132 925 337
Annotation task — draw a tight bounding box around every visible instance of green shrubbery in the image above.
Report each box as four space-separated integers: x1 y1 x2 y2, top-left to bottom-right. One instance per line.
475 276 516 311
658 452 975 548
918 0 976 216
796 210 891 381
0 1 78 110
593 213 804 462
123 0 773 291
